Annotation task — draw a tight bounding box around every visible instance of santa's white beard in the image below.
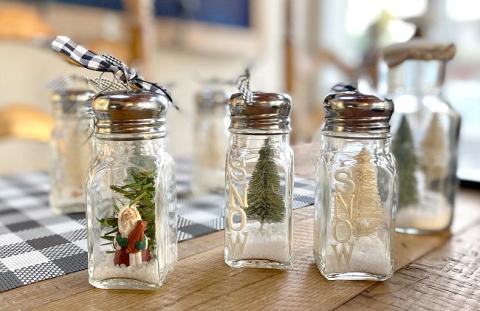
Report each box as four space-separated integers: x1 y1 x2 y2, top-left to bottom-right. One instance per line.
119 220 137 238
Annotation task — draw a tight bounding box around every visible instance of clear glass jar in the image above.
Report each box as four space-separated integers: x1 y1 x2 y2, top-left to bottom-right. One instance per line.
382 41 461 234
86 91 177 290
225 92 294 269
314 87 397 281
192 89 229 194
50 89 94 214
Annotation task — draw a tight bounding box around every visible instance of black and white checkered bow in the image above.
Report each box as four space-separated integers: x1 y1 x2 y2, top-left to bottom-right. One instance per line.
237 68 253 104
51 35 174 104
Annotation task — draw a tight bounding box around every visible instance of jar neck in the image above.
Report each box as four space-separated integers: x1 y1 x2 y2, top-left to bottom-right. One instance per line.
386 60 446 96
230 133 289 150
93 133 165 158
53 103 91 119
322 134 391 154
322 131 390 140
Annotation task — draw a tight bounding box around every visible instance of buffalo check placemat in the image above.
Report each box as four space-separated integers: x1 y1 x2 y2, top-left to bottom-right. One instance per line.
0 159 315 292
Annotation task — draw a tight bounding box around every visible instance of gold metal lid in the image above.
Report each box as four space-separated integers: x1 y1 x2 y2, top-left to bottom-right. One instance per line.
323 85 394 136
229 92 291 134
92 91 170 136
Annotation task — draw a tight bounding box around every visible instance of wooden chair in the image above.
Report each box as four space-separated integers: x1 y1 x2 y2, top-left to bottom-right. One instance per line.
0 3 53 41
0 104 53 142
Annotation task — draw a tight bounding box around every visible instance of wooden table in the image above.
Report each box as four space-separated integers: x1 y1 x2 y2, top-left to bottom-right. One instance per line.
2 144 480 311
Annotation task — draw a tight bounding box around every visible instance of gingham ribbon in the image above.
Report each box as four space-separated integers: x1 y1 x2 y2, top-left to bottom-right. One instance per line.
237 68 253 104
332 83 357 92
51 36 173 103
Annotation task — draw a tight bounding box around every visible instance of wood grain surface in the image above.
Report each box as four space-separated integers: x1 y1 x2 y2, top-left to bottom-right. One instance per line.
1 144 479 311
337 223 480 311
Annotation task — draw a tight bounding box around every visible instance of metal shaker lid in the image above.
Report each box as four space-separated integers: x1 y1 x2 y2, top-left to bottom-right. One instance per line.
383 40 456 68
195 89 229 112
92 91 170 137
51 89 94 114
49 75 94 114
229 92 291 134
322 84 394 136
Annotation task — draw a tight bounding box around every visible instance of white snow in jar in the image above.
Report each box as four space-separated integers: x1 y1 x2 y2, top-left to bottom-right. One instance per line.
93 254 161 285
231 222 290 263
325 235 391 275
396 191 452 230
54 194 84 207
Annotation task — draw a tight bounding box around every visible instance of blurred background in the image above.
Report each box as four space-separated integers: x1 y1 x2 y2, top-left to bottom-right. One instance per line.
0 0 479 183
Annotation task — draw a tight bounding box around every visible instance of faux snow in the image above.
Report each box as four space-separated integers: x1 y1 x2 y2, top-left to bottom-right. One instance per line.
52 189 85 213
192 166 225 194
396 191 452 230
55 193 83 205
93 254 160 284
325 235 391 275
232 222 290 263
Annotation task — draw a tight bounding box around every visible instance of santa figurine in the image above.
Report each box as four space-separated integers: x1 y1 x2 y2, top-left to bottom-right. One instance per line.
114 205 150 267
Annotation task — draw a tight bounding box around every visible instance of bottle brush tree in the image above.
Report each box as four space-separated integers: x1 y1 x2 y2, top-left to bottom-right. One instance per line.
350 148 385 237
392 115 419 207
420 113 448 187
246 138 285 227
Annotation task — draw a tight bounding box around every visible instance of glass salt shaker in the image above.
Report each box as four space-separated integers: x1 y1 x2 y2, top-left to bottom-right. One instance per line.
225 92 294 269
192 89 229 194
313 86 397 281
382 40 461 234
86 91 177 290
50 88 94 214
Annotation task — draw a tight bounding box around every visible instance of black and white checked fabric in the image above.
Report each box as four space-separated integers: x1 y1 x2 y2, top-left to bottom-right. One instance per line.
236 68 253 104
0 159 314 292
51 36 173 104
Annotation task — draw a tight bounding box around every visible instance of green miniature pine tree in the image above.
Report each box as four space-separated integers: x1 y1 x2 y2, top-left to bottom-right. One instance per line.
246 138 286 226
392 115 419 207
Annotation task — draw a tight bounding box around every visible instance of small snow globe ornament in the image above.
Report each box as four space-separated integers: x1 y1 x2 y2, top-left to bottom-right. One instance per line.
192 89 229 194
86 91 177 290
382 40 461 234
313 85 397 281
225 92 294 269
49 76 94 214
